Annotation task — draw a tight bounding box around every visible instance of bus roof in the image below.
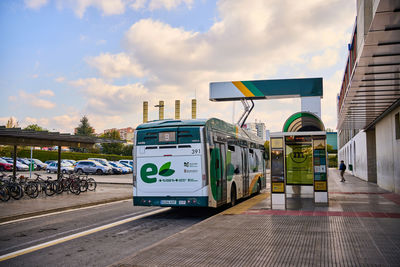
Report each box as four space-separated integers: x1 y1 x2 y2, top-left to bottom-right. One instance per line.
136 119 207 129
136 118 265 145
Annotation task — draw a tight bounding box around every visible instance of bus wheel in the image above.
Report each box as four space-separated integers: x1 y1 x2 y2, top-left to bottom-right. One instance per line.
231 186 237 207
256 180 261 194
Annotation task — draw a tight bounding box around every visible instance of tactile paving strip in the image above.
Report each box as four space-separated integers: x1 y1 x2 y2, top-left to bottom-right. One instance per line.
112 214 400 266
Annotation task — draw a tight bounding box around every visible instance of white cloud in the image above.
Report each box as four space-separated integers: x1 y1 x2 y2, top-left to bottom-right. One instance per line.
70 78 149 115
130 0 193 11
148 0 193 11
16 91 56 109
101 0 354 130
56 0 125 18
130 0 147 10
38 89 55 97
309 49 339 71
24 0 48 10
55 76 65 82
86 53 145 79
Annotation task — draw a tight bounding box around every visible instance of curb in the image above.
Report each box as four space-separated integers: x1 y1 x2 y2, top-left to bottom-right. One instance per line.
0 196 132 224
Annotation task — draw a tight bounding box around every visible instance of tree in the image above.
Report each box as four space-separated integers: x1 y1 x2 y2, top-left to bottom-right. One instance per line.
121 144 134 156
24 124 46 131
100 129 123 155
76 116 95 136
6 117 18 128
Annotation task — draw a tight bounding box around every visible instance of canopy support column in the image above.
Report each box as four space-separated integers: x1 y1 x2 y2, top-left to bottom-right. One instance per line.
13 145 17 178
57 145 61 179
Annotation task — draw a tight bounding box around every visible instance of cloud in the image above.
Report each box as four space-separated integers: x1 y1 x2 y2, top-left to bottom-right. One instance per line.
14 91 56 109
99 0 353 130
24 0 48 10
70 78 149 115
148 0 193 11
39 90 55 97
86 53 145 79
56 0 125 18
55 76 65 82
130 0 193 11
309 49 339 71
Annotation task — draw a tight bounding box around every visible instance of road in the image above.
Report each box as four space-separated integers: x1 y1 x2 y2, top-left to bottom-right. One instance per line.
0 200 220 266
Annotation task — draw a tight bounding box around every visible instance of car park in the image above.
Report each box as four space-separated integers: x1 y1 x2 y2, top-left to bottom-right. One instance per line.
109 161 129 174
4 159 29 171
31 158 47 170
119 161 133 172
74 160 111 175
119 160 133 166
0 158 13 171
18 158 38 170
44 160 56 165
46 162 74 174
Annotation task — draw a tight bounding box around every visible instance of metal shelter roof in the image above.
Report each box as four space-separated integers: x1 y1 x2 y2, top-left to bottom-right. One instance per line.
209 78 323 101
0 126 124 148
337 0 400 130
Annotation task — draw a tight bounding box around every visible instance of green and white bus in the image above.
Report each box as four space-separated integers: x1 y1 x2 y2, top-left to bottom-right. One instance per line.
133 118 266 208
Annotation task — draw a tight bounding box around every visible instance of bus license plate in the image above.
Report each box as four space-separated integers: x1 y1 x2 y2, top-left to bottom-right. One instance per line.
160 200 176 205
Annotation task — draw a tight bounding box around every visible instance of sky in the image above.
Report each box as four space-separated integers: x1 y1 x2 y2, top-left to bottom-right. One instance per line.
0 0 356 134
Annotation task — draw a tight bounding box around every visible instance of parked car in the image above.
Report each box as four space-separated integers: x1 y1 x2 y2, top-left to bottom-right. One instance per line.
46 162 74 174
18 158 38 170
109 162 128 174
63 159 76 166
119 160 133 166
0 158 13 171
44 160 56 165
5 159 29 171
114 161 132 173
31 158 47 170
74 160 111 175
119 161 133 172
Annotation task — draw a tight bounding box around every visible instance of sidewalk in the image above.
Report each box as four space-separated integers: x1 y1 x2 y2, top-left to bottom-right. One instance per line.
0 184 132 223
112 169 400 266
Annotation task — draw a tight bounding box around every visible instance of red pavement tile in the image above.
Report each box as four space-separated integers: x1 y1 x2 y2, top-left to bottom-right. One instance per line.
300 211 314 216
382 193 400 206
386 213 400 218
313 211 328 216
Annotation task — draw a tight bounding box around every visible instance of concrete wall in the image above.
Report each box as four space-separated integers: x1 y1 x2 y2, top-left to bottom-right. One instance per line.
339 131 369 181
375 106 400 193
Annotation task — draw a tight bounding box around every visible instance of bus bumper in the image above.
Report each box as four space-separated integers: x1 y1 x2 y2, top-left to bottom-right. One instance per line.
134 196 208 207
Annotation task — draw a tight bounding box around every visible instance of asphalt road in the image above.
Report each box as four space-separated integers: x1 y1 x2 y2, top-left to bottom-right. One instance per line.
0 200 221 266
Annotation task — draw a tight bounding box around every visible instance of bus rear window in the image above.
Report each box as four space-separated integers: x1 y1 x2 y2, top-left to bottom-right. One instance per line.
137 127 201 145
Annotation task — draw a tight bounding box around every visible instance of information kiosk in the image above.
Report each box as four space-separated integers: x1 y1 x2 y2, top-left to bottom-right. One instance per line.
270 112 328 209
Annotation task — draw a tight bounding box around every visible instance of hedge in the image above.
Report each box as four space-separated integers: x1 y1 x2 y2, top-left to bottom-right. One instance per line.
0 147 131 162
328 154 338 168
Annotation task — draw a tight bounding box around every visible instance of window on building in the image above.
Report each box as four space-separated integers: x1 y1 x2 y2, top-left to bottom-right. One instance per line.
395 112 400 140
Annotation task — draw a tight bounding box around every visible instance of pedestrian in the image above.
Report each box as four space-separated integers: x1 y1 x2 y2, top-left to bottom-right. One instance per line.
339 160 346 182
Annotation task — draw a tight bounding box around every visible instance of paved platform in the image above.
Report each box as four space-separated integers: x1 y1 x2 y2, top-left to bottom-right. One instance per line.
113 169 400 266
0 184 132 222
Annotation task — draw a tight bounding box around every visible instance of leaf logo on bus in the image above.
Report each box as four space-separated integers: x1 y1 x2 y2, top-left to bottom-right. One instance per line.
140 162 175 183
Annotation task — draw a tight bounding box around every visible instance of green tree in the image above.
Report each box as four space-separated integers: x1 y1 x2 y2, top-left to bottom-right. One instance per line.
76 116 95 136
121 144 133 156
24 124 46 131
100 129 123 155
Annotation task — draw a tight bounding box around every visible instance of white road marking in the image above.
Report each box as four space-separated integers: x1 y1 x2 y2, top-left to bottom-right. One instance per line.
0 207 170 262
0 199 131 226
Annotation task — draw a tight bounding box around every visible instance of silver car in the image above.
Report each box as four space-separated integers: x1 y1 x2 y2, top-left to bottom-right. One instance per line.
46 162 74 174
74 160 111 175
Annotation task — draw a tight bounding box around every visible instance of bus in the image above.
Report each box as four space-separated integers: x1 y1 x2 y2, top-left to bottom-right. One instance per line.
133 118 266 208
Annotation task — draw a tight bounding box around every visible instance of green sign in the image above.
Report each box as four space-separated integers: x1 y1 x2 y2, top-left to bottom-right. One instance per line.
285 144 313 185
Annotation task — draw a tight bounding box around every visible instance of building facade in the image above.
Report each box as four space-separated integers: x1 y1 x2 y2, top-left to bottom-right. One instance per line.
244 122 267 140
337 0 400 193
